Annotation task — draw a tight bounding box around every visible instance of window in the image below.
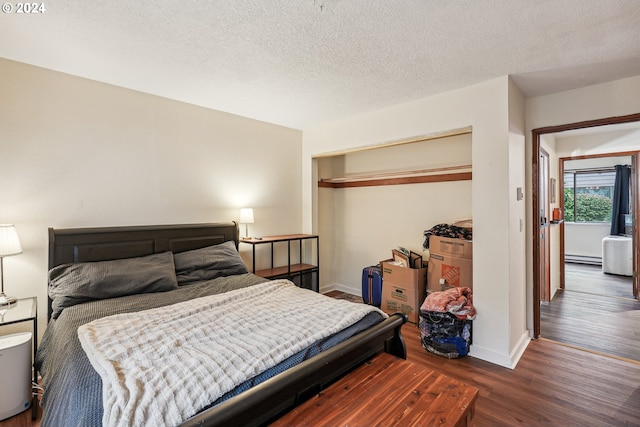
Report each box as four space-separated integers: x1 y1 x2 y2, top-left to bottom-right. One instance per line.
563 169 615 222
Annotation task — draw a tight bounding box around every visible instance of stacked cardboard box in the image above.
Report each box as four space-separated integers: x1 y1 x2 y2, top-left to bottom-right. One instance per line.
427 235 472 292
380 259 427 323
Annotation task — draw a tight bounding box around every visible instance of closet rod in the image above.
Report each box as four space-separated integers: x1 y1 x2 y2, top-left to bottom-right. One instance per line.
320 164 471 183
318 171 472 188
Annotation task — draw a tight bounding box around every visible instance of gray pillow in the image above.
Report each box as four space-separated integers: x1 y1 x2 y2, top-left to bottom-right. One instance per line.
173 241 248 285
49 251 178 319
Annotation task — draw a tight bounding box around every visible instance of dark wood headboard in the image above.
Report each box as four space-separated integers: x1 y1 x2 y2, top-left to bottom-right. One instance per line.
47 222 239 318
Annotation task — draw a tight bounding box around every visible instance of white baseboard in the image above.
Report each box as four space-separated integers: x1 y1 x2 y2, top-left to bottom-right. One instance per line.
469 331 531 369
320 282 361 296
468 345 513 368
509 331 531 368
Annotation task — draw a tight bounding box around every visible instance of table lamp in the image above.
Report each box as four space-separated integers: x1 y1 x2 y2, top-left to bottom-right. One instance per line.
0 224 22 306
239 208 254 239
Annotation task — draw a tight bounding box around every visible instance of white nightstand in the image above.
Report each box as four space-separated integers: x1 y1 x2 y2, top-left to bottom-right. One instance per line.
0 297 37 420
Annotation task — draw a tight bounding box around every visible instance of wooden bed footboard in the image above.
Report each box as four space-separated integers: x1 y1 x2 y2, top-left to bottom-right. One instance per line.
181 312 407 427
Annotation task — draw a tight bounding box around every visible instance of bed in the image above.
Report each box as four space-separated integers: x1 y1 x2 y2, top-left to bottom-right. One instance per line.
35 222 406 427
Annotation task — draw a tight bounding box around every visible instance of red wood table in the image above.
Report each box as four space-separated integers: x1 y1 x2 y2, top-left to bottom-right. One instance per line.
271 352 479 427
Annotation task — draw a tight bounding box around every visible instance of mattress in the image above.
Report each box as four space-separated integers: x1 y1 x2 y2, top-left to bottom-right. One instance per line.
35 273 384 427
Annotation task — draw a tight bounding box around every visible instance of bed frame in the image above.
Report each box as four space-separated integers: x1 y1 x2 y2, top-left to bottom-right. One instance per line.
47 222 407 427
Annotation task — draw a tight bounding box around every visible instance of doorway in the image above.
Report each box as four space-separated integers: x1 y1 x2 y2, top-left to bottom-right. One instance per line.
532 113 640 339
561 154 636 299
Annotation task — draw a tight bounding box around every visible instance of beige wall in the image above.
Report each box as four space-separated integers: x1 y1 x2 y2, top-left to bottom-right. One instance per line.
507 78 528 360
0 58 303 339
557 128 640 157
304 76 531 368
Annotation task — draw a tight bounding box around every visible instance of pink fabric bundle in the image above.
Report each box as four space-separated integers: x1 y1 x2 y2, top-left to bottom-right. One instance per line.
420 287 476 320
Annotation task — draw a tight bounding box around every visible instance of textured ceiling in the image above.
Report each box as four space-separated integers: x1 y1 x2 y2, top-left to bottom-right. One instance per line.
1 1 640 130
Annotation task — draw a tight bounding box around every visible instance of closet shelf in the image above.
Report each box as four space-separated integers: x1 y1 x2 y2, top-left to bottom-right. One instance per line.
318 164 472 188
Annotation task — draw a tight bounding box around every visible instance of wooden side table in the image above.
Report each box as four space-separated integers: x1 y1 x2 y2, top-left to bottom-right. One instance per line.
0 297 37 420
240 234 319 292
271 352 479 427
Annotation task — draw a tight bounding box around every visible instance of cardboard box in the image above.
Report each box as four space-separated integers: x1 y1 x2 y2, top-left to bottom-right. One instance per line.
380 260 427 323
427 235 472 293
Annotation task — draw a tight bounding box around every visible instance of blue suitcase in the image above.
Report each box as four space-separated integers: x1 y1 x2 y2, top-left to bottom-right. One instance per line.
362 265 382 307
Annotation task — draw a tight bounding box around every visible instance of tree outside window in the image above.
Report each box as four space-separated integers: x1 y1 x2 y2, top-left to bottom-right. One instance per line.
563 170 615 222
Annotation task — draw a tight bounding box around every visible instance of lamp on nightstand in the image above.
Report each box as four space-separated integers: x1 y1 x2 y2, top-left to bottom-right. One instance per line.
239 208 254 239
0 224 22 306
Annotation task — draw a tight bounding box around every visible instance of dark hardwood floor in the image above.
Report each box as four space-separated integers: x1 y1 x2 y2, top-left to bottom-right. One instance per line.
327 290 640 426
541 262 640 362
5 290 639 427
564 262 634 298
403 323 640 427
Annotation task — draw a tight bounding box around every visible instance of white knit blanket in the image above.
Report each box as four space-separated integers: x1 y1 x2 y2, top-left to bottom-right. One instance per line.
77 280 384 427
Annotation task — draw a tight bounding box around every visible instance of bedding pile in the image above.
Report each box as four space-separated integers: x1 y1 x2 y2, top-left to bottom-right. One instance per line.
77 279 384 427
420 286 476 320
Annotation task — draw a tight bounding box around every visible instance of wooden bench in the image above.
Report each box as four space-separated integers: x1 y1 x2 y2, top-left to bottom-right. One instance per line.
271 352 479 427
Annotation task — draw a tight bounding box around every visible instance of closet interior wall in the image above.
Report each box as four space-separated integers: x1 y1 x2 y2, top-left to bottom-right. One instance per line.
316 133 473 296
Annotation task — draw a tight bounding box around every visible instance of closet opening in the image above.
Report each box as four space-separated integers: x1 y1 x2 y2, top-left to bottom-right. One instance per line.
312 128 473 298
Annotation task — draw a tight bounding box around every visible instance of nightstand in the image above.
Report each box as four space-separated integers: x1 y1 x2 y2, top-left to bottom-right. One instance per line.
0 297 37 420
240 234 319 292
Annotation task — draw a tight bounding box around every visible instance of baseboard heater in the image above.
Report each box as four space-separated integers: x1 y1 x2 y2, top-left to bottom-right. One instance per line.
565 254 602 265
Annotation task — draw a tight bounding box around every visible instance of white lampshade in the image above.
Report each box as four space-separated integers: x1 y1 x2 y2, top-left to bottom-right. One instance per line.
0 225 22 257
239 208 254 224
0 224 21 306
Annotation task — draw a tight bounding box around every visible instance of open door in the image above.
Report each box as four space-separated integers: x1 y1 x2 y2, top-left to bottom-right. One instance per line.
539 148 551 302
633 154 639 299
